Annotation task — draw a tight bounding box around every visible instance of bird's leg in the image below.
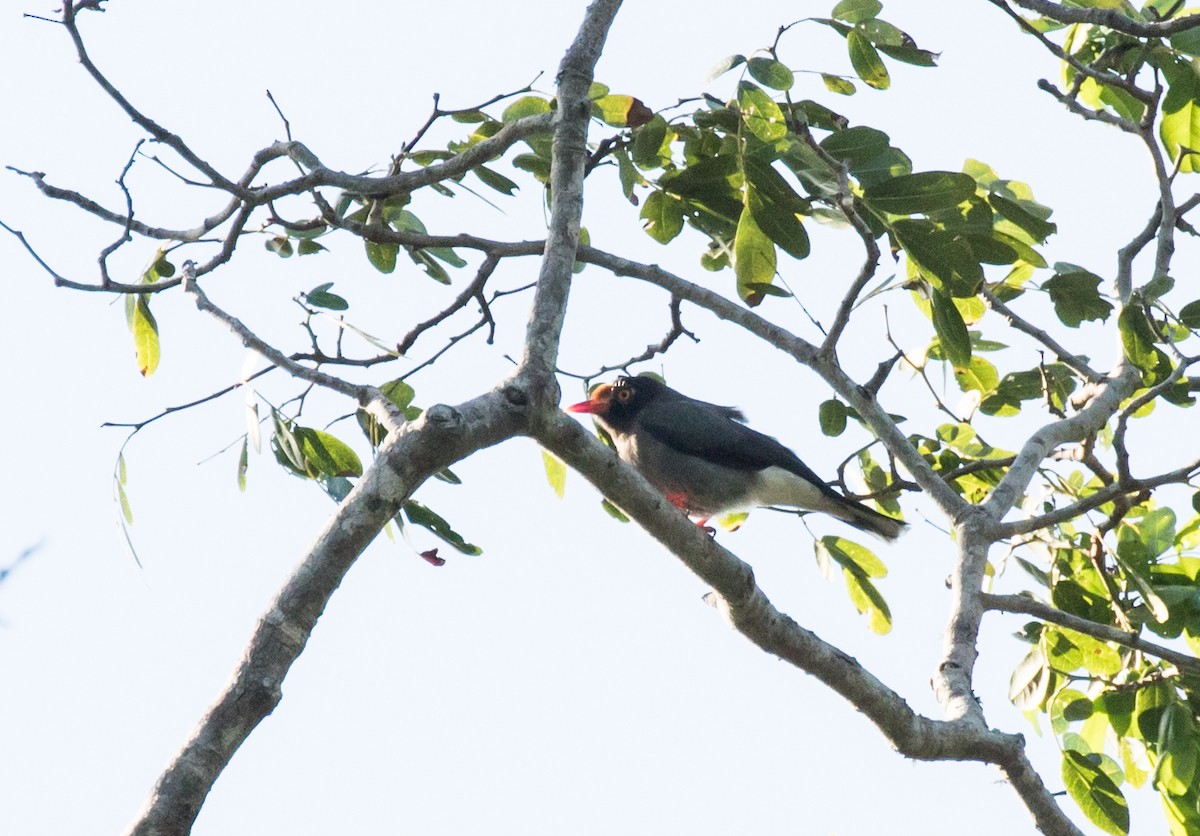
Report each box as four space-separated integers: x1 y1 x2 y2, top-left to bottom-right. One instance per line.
664 492 717 536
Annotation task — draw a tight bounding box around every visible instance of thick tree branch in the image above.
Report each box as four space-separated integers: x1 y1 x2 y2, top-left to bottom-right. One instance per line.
517 0 622 381
127 386 531 835
1007 0 1200 36
982 287 1102 384
983 364 1141 522
534 410 1082 836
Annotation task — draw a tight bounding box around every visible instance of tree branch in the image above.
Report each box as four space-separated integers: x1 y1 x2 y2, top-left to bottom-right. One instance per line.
984 593 1200 676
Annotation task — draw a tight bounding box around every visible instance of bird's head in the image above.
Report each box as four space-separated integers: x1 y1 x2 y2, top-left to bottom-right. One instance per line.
565 375 664 431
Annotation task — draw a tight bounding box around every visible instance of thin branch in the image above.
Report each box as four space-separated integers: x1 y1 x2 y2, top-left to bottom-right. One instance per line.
982 286 1102 384
984 593 1200 676
62 2 239 193
179 263 385 412
1036 79 1139 132
563 296 698 381
996 457 1200 538
101 366 277 432
397 255 500 355
988 0 1153 105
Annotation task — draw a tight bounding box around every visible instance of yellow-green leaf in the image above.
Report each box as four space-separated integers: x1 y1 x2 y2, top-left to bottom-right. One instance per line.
734 205 776 306
847 30 890 90
125 294 160 377
542 449 566 499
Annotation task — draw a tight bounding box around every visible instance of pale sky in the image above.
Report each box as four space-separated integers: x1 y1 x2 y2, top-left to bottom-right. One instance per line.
0 1 1173 834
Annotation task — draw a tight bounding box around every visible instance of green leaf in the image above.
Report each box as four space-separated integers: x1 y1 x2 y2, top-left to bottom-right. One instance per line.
990 194 1057 243
297 239 326 256
818 125 889 166
1009 645 1051 710
116 478 133 525
592 94 652 127
1180 299 1200 329
931 288 971 368
614 146 640 201
831 0 882 23
736 81 788 143
293 427 363 479
745 161 810 259
821 73 857 95
630 114 670 168
600 497 630 522
1159 56 1200 173
1118 304 1160 372
542 449 566 499
365 240 398 273
892 219 984 297
265 236 293 258
734 205 777 306
953 355 999 397
747 57 794 90
863 171 977 215
875 43 939 67
707 54 746 81
818 535 887 578
473 165 519 195
847 30 889 90
305 284 349 311
1062 750 1129 836
819 399 848 436
237 437 248 493
402 499 482 555
640 190 684 244
1043 267 1112 327
124 293 160 377
501 95 551 122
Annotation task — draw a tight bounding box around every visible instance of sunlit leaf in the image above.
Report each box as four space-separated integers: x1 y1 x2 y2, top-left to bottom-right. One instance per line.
736 81 788 143
542 449 566 499
847 30 889 90
1062 750 1129 836
294 427 363 479
124 293 160 377
863 171 976 215
640 190 684 244
822 73 857 95
748 56 794 90
734 204 777 306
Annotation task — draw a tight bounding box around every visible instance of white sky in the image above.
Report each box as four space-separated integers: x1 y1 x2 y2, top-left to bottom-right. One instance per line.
0 1 1180 834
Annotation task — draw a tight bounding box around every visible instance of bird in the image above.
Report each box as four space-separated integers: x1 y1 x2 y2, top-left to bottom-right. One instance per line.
565 375 906 541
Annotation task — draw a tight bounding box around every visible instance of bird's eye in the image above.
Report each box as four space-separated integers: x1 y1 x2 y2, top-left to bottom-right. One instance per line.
615 387 633 403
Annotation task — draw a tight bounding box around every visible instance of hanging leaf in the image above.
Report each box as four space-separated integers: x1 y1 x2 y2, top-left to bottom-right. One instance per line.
863 171 977 215
747 56 794 90
847 30 890 90
402 500 482 555
542 449 567 498
736 81 788 143
365 240 398 273
124 293 160 377
734 205 777 306
1061 750 1129 836
640 190 684 244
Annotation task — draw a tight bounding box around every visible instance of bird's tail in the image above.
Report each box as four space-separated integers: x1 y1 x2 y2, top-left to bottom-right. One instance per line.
834 500 907 542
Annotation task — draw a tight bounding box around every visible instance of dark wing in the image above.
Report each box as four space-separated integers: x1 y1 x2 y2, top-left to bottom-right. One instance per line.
636 396 842 500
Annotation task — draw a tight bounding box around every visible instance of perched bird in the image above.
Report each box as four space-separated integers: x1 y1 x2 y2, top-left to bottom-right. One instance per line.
566 375 905 541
